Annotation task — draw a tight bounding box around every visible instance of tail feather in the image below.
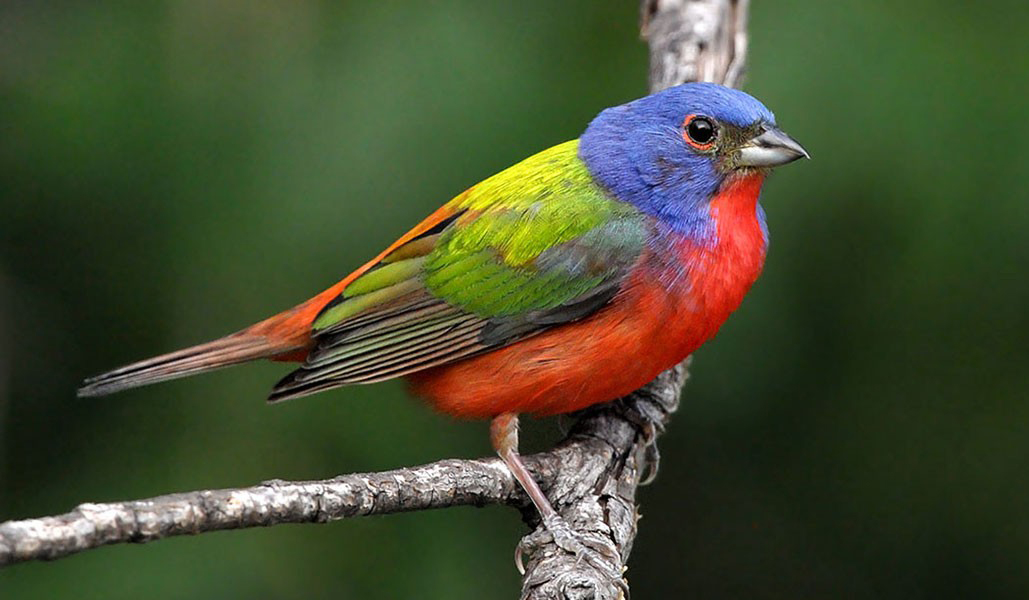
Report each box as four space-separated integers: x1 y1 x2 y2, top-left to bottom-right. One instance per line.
77 333 303 398
266 376 344 404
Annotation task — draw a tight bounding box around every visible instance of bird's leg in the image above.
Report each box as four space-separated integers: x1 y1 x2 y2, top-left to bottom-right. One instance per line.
490 413 558 521
491 413 620 577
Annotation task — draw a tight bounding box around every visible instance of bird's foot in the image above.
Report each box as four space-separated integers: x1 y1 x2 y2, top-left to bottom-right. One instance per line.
638 421 661 485
515 513 622 579
609 400 663 485
516 514 628 597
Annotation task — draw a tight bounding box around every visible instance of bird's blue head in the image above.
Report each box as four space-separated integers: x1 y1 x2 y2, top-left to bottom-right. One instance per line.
579 83 807 236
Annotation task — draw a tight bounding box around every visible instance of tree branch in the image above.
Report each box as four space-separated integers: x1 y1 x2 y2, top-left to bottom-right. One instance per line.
643 0 750 90
1 365 687 587
0 458 520 564
0 2 749 598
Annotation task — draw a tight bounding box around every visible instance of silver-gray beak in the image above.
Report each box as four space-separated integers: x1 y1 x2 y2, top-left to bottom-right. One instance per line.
737 125 810 168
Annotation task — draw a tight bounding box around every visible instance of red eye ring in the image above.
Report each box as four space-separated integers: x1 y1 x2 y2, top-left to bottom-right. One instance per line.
683 114 717 150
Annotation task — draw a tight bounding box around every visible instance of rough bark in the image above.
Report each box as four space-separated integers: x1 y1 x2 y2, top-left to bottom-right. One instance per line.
0 2 749 598
642 0 750 91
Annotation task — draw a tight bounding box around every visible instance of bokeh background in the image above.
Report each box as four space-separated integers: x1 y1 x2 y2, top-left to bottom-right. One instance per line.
2 1 1028 598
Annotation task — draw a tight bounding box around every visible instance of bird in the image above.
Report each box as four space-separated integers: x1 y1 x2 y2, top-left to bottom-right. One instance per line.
78 82 807 541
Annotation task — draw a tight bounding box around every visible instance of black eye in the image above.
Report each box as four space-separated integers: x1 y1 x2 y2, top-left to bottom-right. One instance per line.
685 116 716 146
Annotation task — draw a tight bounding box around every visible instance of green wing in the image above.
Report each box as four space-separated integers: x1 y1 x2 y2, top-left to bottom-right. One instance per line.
268 140 649 402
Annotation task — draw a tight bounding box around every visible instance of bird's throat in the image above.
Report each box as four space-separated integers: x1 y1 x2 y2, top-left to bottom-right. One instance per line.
712 171 764 219
660 171 768 355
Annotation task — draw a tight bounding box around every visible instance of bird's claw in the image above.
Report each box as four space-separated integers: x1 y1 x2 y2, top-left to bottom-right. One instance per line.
611 401 663 486
515 514 623 582
639 422 661 486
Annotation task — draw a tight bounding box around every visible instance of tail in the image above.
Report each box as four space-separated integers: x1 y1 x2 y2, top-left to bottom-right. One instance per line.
75 290 343 398
76 204 452 398
77 332 305 398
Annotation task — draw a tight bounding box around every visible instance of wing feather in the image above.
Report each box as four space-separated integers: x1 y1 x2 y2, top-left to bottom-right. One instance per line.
268 140 649 403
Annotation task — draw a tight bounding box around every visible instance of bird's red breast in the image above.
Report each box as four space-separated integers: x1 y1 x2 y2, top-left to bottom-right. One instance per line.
408 173 767 418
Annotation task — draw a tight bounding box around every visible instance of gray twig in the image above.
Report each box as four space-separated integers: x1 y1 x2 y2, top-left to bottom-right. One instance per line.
0 459 519 564
0 2 748 598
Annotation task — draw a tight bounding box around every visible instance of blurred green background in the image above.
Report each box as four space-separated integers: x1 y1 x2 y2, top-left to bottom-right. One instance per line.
2 0 1028 598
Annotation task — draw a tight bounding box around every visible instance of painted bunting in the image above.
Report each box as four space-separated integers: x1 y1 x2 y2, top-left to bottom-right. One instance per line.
79 82 807 535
